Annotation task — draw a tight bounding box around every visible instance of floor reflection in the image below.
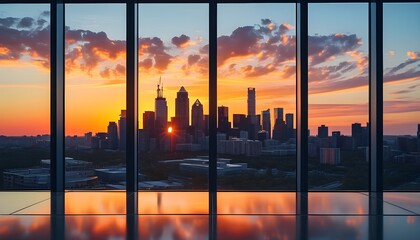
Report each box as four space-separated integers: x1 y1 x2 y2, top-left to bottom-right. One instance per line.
138 192 208 214
1 215 419 239
65 191 126 214
217 192 296 214
308 192 369 214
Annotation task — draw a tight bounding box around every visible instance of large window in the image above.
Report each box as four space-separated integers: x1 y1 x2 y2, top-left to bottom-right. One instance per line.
0 1 418 196
383 3 420 190
65 4 126 190
0 4 50 190
308 3 369 190
217 3 296 191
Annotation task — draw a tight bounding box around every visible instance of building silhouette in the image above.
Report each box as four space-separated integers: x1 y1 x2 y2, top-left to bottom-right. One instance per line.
274 108 284 122
262 109 271 139
118 110 126 151
155 80 168 137
247 87 256 124
107 122 118 150
318 124 328 138
191 99 204 132
218 106 230 135
175 86 189 130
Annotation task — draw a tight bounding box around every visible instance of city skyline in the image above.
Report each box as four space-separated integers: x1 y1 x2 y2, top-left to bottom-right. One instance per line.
0 4 419 136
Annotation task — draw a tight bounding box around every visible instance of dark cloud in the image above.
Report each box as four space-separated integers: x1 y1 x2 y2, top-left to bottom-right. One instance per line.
140 58 153 70
139 37 172 71
188 54 201 66
386 58 420 75
217 26 262 66
243 64 276 78
0 17 18 28
0 18 50 67
308 34 361 66
171 34 190 48
17 17 35 29
261 19 271 25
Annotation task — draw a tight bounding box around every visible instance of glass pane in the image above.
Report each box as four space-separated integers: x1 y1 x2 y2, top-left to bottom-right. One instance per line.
65 4 126 190
137 4 209 197
217 3 296 190
308 3 369 190
383 3 420 191
0 5 50 190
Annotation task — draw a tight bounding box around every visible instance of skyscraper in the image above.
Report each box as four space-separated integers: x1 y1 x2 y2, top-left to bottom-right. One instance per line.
285 113 293 130
155 79 168 132
318 124 328 138
107 121 118 150
247 87 256 124
143 111 155 135
262 109 271 139
218 106 230 134
175 86 189 130
191 99 204 131
274 108 284 122
233 114 247 130
118 110 126 151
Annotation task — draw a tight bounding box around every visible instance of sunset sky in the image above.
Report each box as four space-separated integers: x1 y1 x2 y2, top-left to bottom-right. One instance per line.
0 3 419 136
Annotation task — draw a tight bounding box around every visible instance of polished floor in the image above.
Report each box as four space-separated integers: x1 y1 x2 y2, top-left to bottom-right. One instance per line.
0 192 419 239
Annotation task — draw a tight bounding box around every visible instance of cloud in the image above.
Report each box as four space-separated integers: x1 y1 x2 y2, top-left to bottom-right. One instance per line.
188 54 201 66
139 37 172 71
308 34 361 66
17 17 35 29
384 101 420 114
171 34 190 48
217 26 262 66
0 16 50 68
407 51 420 59
389 50 395 57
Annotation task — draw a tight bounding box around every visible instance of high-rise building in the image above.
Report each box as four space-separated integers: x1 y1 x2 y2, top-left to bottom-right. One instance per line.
272 119 288 143
262 109 271 139
107 122 118 150
318 125 328 138
118 110 126 151
155 79 168 132
175 86 189 130
274 108 284 122
143 111 155 133
204 114 209 135
218 106 230 134
247 87 256 124
233 114 247 130
352 123 368 148
285 113 293 129
191 99 204 131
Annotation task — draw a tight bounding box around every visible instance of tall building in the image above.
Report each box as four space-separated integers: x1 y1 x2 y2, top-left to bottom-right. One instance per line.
272 119 288 143
175 86 189 130
233 114 247 130
285 113 293 130
191 99 204 131
318 125 328 138
143 111 155 133
274 108 284 122
262 109 271 139
107 122 118 150
155 79 168 132
218 106 230 134
247 87 256 124
118 110 126 151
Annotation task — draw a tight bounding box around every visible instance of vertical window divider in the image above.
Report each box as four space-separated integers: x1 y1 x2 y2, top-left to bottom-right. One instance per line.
296 0 309 216
127 0 139 216
209 0 218 215
369 0 384 215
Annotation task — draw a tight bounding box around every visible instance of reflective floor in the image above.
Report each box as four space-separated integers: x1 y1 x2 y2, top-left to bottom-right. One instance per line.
0 192 419 239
